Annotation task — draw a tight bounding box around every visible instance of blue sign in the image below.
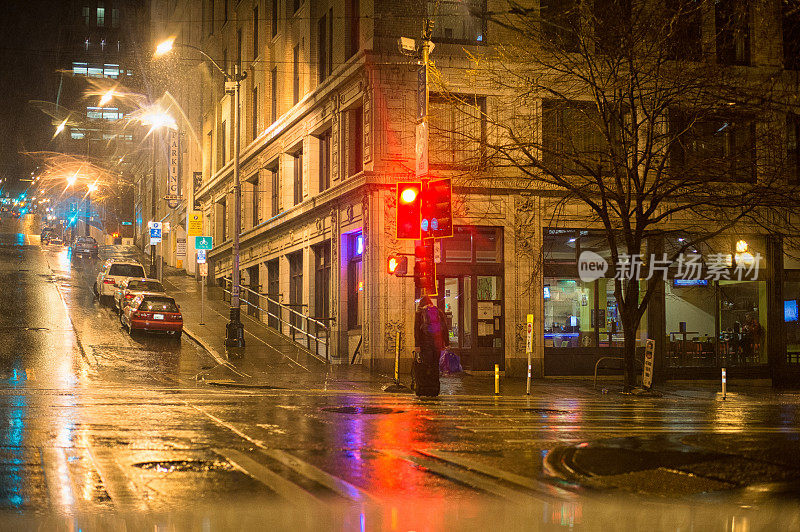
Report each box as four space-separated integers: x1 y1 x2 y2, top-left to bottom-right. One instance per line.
150 227 162 239
195 236 213 250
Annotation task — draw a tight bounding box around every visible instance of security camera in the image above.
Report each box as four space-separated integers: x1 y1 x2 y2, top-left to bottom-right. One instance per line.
398 37 417 54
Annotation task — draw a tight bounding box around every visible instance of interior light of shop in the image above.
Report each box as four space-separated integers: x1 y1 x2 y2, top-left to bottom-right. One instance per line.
735 239 748 253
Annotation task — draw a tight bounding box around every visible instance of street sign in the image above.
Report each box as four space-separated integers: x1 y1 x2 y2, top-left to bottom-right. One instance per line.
199 262 208 276
176 237 186 257
643 339 655 388
195 236 213 250
526 314 534 354
415 121 428 177
167 130 180 208
196 249 207 263
149 223 162 243
188 211 202 236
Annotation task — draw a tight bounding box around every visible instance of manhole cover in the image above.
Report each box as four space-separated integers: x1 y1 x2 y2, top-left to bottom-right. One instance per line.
520 408 572 415
132 460 234 473
322 406 402 415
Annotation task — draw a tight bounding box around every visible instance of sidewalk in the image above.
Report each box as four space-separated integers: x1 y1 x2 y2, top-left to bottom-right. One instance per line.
160 269 800 401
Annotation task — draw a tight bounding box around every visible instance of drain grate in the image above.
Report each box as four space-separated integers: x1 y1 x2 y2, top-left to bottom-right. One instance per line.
322 406 402 415
133 460 234 473
520 408 572 415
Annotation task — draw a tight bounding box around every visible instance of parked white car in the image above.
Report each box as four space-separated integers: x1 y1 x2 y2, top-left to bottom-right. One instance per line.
94 261 146 303
113 277 166 313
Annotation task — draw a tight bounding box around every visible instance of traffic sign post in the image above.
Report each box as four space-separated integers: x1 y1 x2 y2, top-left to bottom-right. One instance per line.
643 339 655 389
526 314 534 395
149 222 162 246
195 236 213 250
199 262 208 325
196 249 207 263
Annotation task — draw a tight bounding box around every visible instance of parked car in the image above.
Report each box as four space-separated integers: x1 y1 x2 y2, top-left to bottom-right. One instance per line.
113 277 165 313
120 294 182 338
73 236 99 256
48 236 63 247
94 260 146 303
40 228 55 244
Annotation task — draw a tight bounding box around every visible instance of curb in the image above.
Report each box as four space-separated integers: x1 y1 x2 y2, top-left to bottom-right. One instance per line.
182 325 228 367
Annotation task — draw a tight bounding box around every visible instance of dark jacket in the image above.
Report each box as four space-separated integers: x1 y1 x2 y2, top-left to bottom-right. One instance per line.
414 304 450 351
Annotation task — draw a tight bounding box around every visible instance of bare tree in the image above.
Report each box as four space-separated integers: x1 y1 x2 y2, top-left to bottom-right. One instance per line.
432 0 800 389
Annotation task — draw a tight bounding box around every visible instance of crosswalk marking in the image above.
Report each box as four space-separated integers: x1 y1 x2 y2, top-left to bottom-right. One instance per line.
86 448 148 511
215 448 323 506
263 449 379 504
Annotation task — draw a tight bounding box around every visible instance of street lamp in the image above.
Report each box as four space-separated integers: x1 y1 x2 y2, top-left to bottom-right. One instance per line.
156 36 247 347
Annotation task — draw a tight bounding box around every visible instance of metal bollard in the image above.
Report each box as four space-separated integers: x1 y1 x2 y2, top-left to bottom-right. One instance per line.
721 367 727 400
494 364 500 395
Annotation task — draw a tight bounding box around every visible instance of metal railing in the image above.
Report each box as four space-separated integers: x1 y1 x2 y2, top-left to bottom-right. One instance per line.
221 278 331 362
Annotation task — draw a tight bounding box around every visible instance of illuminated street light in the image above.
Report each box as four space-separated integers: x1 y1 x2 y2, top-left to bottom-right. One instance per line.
99 88 115 107
154 37 175 57
54 117 68 138
66 174 77 187
156 37 247 347
87 183 98 193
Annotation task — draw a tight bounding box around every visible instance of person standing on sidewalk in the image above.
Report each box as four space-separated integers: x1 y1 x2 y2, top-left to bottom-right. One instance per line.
413 296 449 397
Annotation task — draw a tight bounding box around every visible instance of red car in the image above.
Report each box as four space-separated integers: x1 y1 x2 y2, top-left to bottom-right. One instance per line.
121 294 182 338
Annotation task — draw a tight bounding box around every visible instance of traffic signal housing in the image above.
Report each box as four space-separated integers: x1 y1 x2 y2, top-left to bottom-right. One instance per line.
421 178 452 239
396 182 422 239
387 255 408 276
414 240 436 296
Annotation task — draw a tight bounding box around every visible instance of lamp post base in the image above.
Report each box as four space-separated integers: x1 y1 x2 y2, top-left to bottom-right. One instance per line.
225 306 245 347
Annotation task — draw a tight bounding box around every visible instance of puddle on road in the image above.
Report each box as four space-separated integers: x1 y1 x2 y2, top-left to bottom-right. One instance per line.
133 460 235 473
321 406 403 415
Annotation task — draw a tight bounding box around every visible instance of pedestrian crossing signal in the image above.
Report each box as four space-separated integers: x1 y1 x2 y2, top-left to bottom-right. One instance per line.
387 255 408 276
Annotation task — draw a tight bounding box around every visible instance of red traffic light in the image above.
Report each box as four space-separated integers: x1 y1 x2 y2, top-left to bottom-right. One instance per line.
387 255 408 275
421 178 452 239
396 182 422 239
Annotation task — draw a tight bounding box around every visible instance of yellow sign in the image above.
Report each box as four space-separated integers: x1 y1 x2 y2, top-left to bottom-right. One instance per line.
187 211 203 236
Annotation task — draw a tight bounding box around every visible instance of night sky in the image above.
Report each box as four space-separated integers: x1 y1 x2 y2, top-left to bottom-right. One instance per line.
0 1 63 193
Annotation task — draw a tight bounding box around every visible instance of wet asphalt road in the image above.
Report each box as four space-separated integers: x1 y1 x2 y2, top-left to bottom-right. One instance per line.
2 215 800 530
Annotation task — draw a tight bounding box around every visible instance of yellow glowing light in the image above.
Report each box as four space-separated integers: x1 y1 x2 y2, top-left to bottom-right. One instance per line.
401 187 417 203
154 37 176 57
388 257 398 272
99 88 115 106
54 117 68 138
141 110 177 130
87 183 98 193
66 174 77 187
735 240 748 253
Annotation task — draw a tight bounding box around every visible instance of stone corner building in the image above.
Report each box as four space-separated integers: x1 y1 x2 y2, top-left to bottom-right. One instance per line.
151 0 800 387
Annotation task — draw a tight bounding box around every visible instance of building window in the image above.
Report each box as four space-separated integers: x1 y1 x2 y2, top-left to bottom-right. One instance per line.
219 120 227 169
253 6 259 60
319 129 331 192
271 0 278 37
540 0 578 52
97 1 105 26
251 174 260 227
788 114 800 185
293 148 303 205
429 94 486 167
267 259 279 328
237 29 242 72
293 44 300 105
542 99 617 176
314 241 331 320
271 66 278 122
111 8 119 28
252 86 259 140
270 163 279 216
347 232 364 329
670 110 756 183
346 0 360 58
716 0 750 65
87 107 123 120
288 252 304 336
594 0 631 54
784 0 800 70
206 130 213 177
318 9 333 83
347 106 363 177
220 197 228 242
427 0 485 44
82 6 90 25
